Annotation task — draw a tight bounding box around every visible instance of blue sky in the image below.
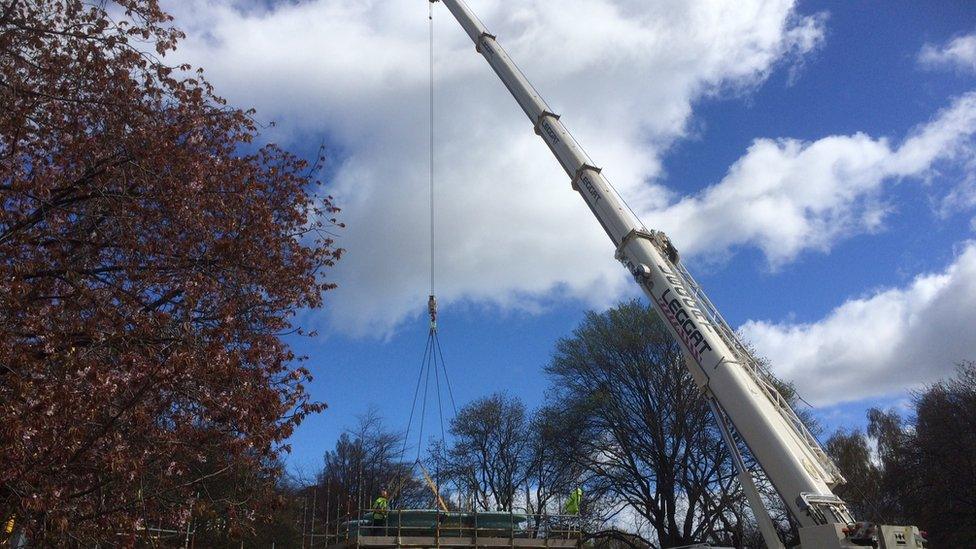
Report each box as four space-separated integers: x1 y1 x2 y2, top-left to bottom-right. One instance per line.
163 0 976 475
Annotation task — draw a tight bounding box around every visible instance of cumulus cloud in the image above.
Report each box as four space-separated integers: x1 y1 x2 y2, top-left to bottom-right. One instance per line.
653 92 976 266
165 0 828 335
919 31 976 73
741 241 976 405
162 1 976 337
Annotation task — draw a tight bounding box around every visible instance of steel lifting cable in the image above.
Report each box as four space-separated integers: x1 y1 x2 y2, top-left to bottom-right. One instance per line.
392 332 431 499
434 331 457 415
393 2 458 509
395 333 455 503
425 1 453 499
429 0 435 299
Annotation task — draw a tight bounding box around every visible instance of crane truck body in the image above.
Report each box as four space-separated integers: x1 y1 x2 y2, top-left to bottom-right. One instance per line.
434 1 926 547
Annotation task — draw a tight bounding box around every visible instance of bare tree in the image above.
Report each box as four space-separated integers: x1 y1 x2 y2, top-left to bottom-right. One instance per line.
314 411 427 537
523 406 585 528
545 300 741 548
440 394 532 511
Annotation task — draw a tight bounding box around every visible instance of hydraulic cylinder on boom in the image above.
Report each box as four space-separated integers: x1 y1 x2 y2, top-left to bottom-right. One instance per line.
433 1 925 547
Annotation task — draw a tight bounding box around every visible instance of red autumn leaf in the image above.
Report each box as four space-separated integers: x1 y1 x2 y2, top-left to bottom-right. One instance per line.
1 0 341 543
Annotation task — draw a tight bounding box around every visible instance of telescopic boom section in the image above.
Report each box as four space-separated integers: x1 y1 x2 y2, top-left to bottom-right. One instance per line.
438 0 855 536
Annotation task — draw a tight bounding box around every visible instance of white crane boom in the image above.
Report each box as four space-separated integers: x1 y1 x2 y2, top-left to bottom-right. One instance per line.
436 0 864 544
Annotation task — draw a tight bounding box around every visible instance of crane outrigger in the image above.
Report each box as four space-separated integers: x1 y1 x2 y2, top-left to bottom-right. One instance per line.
434 1 925 547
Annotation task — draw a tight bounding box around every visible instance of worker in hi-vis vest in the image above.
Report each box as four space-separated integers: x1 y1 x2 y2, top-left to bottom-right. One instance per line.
5 514 26 549
564 487 583 515
373 489 390 534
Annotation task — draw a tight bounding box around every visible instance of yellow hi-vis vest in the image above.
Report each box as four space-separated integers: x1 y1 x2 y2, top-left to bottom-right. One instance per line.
565 488 582 515
373 496 389 519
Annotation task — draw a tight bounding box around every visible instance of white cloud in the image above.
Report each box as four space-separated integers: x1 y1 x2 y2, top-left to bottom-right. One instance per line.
940 172 976 218
163 1 976 337
919 31 976 73
165 0 828 335
741 241 976 405
653 92 976 266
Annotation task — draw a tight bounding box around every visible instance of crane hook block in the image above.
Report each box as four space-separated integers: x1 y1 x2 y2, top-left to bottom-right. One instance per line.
428 294 438 330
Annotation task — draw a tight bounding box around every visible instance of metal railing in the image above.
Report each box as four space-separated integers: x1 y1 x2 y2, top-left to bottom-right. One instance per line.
671 259 845 485
318 508 583 548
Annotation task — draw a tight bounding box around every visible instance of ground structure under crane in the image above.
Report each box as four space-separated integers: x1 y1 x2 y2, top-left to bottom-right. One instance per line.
323 510 582 549
326 532 580 549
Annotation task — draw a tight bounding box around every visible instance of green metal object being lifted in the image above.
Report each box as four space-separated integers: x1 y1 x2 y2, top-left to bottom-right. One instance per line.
342 510 528 538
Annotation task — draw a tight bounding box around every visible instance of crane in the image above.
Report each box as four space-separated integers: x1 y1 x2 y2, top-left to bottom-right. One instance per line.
433 1 925 547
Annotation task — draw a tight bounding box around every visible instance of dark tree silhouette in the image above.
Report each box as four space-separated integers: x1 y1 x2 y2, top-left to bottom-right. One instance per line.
824 429 891 522
825 362 976 547
316 411 428 528
440 393 533 512
828 362 976 547
908 362 976 547
545 300 742 548
523 405 590 533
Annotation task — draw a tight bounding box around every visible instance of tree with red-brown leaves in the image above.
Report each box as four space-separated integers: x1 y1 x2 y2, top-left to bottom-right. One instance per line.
0 0 342 544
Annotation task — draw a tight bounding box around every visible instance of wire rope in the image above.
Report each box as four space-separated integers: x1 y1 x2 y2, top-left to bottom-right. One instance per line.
429 0 435 296
394 1 460 510
399 332 433 465
417 338 432 463
434 334 458 416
